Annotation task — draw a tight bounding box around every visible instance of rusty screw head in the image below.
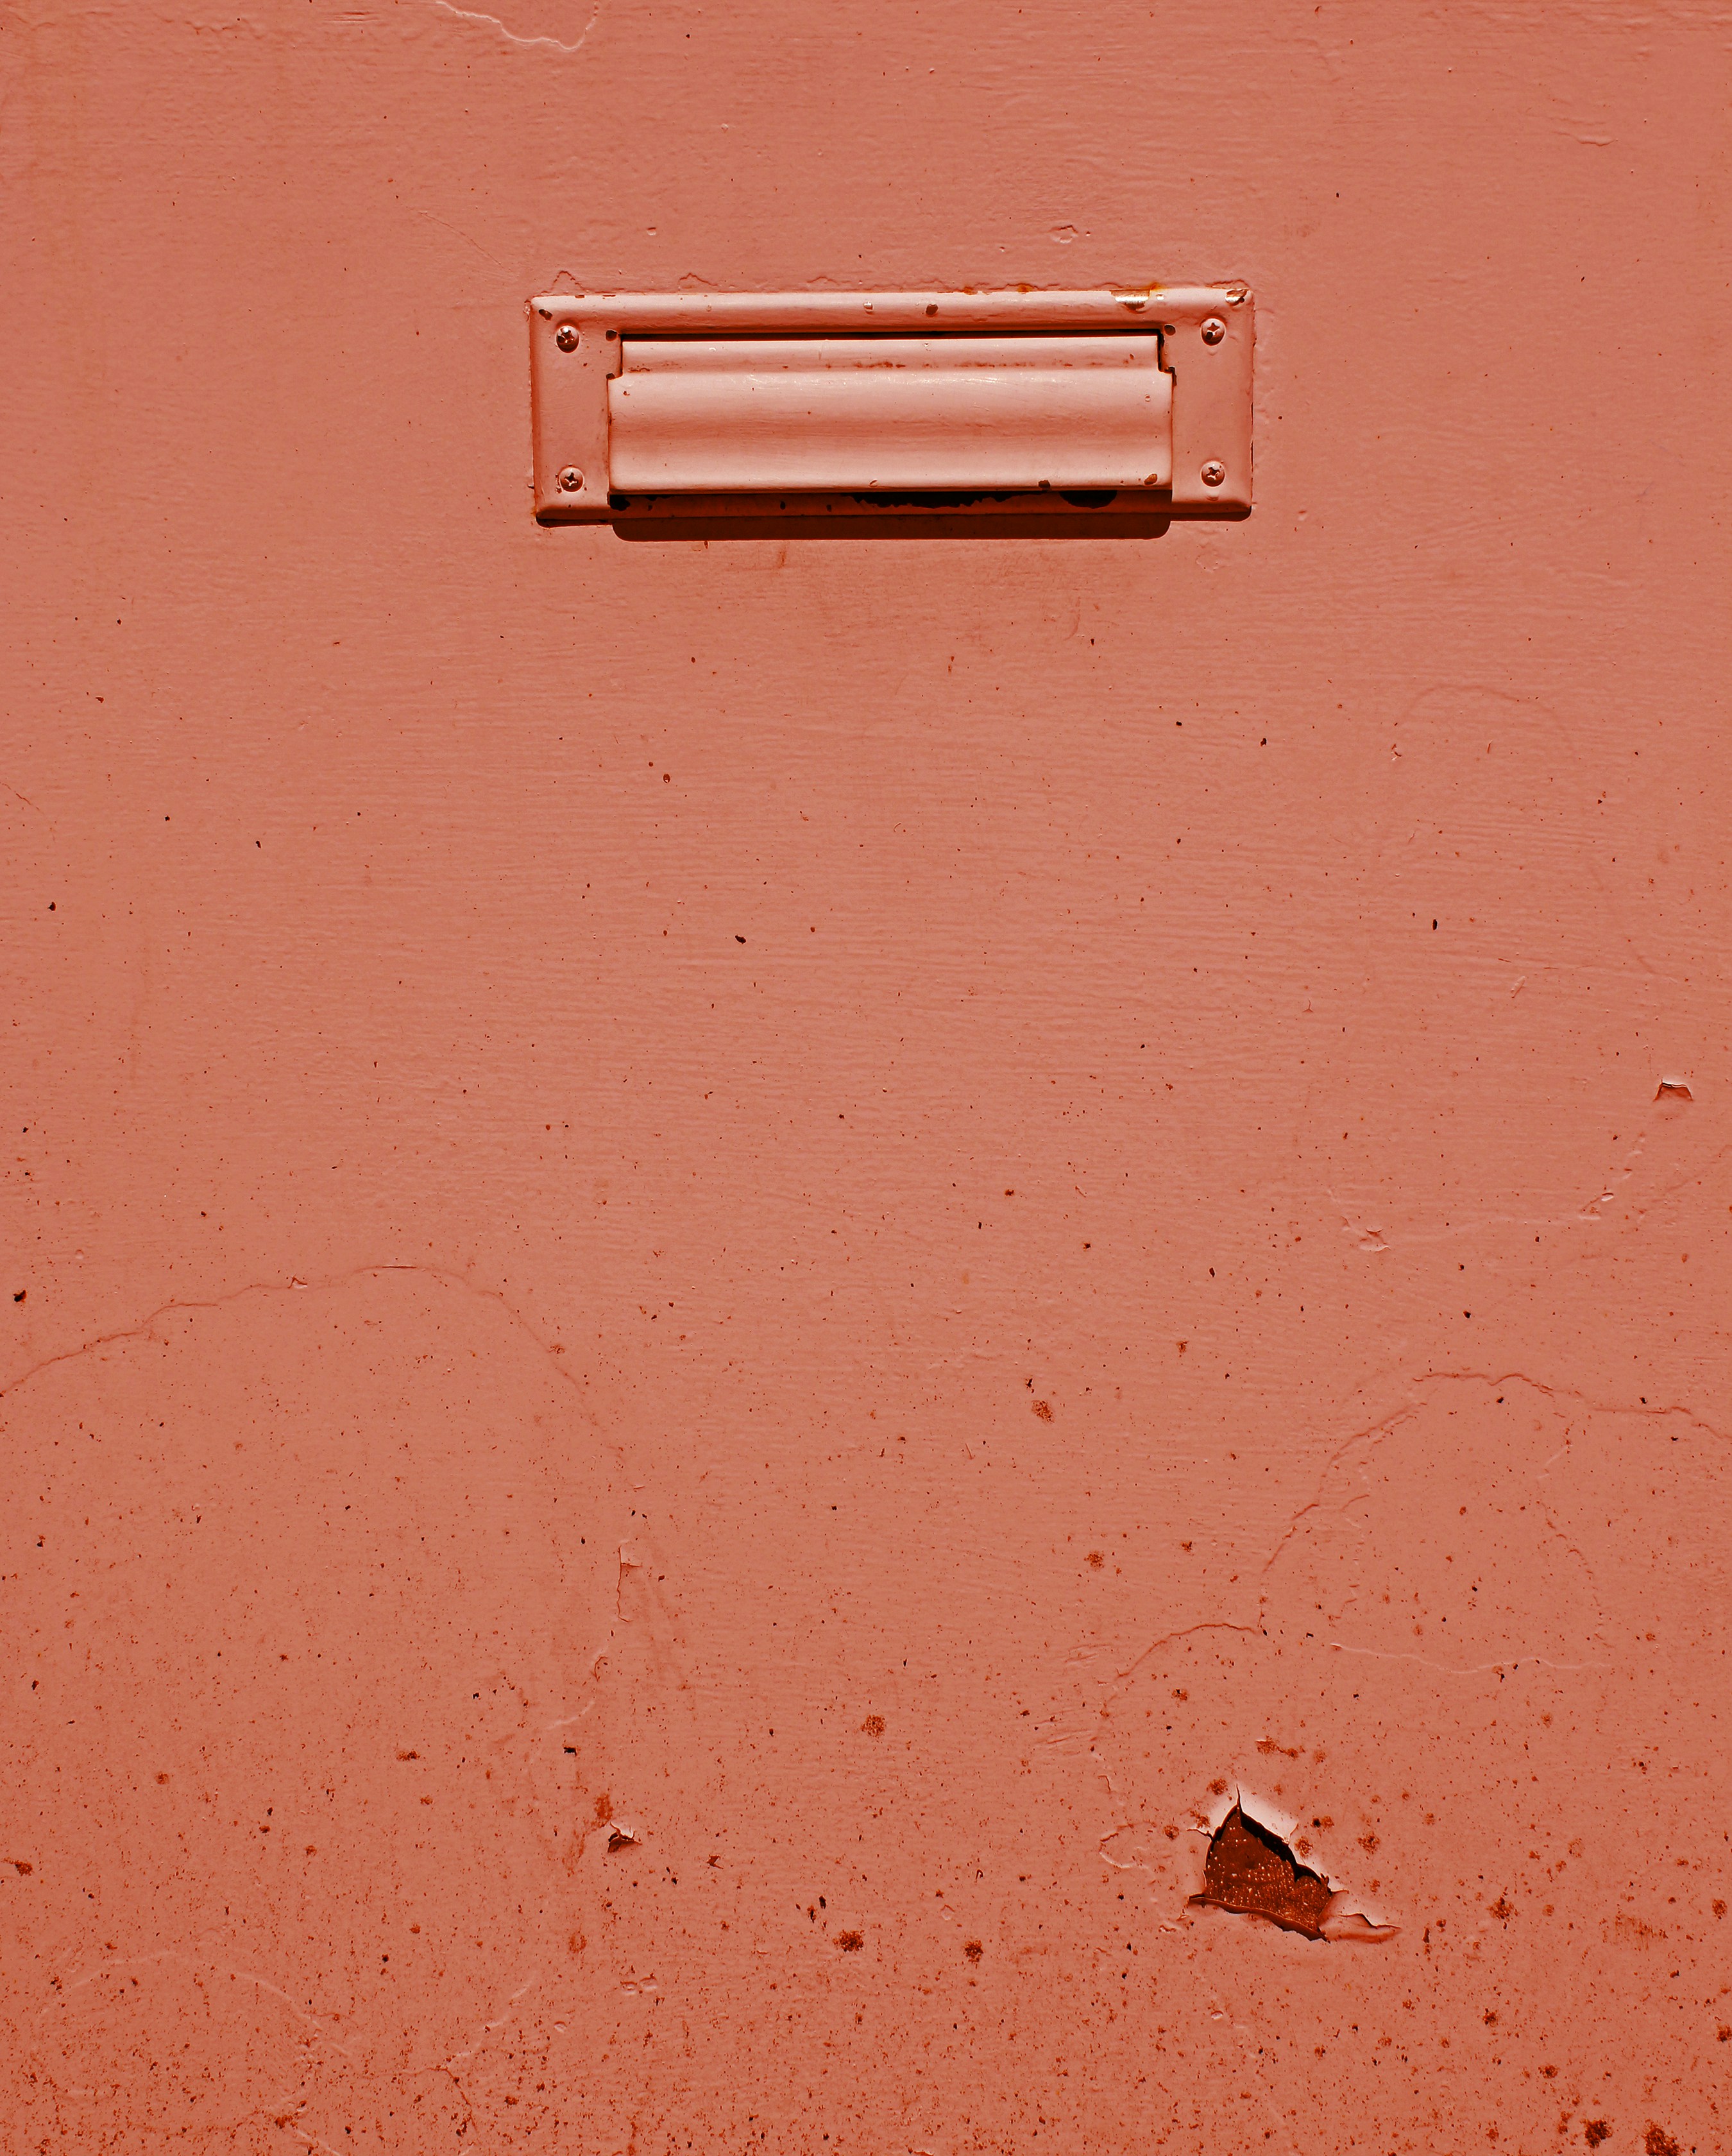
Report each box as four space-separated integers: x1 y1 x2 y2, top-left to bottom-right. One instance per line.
1200 316 1227 345
555 323 580 352
557 466 584 493
1200 461 1227 488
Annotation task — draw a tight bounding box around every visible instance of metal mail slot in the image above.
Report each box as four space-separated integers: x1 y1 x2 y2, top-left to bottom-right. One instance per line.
528 287 1252 521
608 336 1171 494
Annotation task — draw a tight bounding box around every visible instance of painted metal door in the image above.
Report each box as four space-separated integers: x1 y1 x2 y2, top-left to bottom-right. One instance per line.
3 5 1728 2150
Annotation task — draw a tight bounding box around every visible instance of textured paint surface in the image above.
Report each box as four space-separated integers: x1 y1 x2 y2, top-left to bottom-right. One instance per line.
2 4 1729 2152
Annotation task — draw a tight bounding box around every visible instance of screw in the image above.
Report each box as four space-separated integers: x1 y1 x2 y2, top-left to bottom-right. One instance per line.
1201 316 1227 345
1200 461 1226 488
557 467 584 492
555 323 580 352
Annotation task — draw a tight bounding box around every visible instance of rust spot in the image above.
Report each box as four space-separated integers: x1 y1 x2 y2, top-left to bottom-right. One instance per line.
1359 1830 1380 1855
835 1929 863 1952
594 1793 613 1822
1489 1894 1514 1923
1086 1550 1103 1568
1188 1803 1334 1940
1583 2125 1610 2150
1644 2126 1680 2156
964 1938 983 1962
1208 1777 1228 1796
6 1860 32 1876
861 1713 885 1737
396 1749 419 1761
1256 1738 1302 1759
1032 1399 1053 1421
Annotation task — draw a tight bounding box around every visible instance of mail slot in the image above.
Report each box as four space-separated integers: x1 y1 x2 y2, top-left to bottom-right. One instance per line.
607 336 1171 493
528 287 1253 520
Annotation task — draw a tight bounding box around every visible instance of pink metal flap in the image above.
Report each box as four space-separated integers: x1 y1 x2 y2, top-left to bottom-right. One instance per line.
608 336 1171 494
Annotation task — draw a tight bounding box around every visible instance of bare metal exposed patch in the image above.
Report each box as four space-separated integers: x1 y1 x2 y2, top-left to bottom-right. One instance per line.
1189 1801 1395 1943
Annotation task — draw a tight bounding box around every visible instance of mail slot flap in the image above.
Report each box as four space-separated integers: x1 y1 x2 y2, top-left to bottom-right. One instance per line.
608 334 1171 493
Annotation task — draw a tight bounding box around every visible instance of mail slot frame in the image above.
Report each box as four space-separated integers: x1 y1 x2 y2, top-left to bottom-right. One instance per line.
527 286 1252 522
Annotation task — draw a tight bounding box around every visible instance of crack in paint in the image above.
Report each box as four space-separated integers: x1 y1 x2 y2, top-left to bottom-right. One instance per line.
616 1539 645 1616
1261 1369 1726 1598
1411 1368 1728 1445
425 0 597 52
1107 1619 1264 1693
1259 1403 1418 1579
1329 1117 1731 1254
403 2062 482 2146
1324 1640 1610 1678
44 1949 357 2058
0 1263 620 1460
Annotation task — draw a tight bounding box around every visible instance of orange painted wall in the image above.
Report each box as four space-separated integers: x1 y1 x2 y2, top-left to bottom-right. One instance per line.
3 4 1729 2150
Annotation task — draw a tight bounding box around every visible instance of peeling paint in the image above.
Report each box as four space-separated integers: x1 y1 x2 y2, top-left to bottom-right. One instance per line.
1187 1798 1395 1942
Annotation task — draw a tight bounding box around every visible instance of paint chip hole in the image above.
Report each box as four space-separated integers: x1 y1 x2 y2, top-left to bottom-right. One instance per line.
1188 1802 1394 1943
